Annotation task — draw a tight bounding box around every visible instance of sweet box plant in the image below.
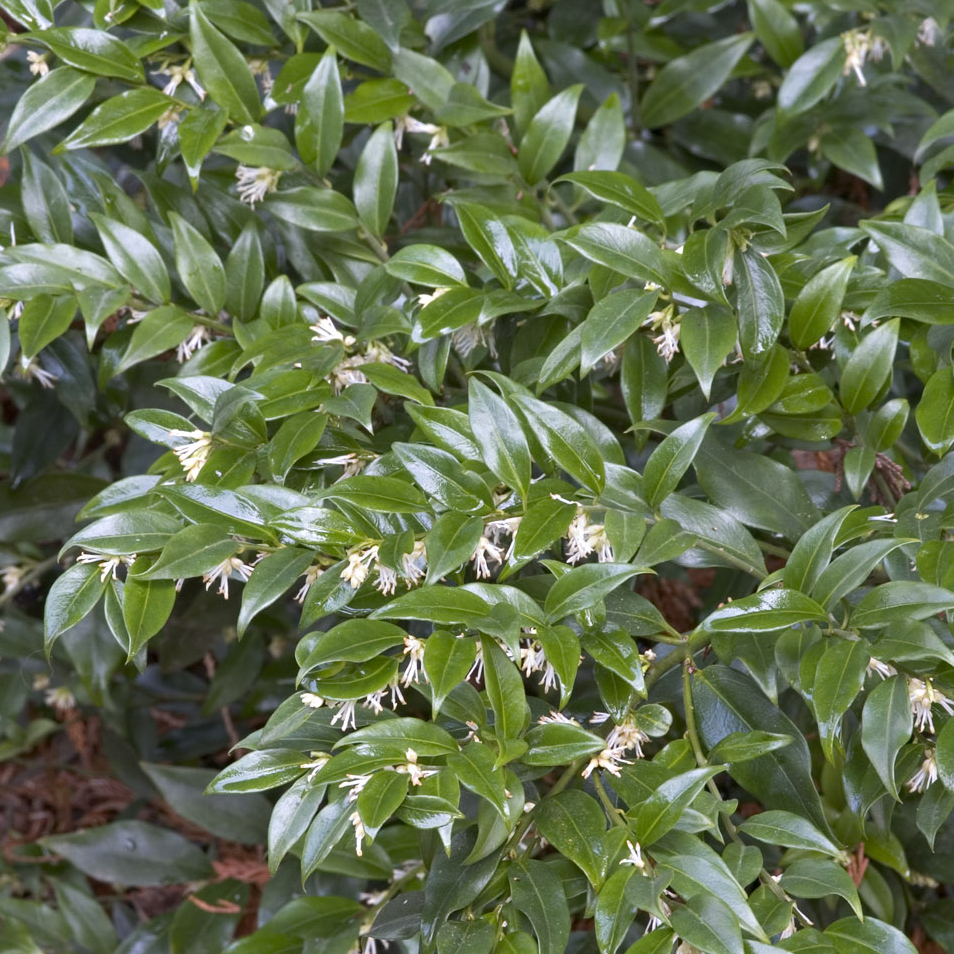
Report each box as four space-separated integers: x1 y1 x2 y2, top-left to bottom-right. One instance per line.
2 0 954 952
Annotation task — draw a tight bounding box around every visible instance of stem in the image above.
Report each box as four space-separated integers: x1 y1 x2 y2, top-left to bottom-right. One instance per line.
757 540 792 559
548 188 579 227
682 658 708 768
593 772 627 828
644 628 709 691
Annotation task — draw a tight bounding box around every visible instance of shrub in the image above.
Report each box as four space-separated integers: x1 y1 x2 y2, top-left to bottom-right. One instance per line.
2 2 954 953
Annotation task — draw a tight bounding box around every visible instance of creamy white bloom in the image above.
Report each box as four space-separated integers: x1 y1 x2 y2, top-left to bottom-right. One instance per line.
1 564 23 592
375 564 398 596
395 748 438 786
582 746 632 778
331 699 359 732
176 324 211 363
842 29 871 85
340 773 372 802
471 536 504 579
350 810 366 856
76 551 136 583
417 287 451 308
153 63 205 99
202 556 253 599
401 635 427 687
235 165 281 207
620 840 646 870
27 51 50 77
565 512 593 565
301 692 325 709
311 316 355 347
867 656 897 680
643 305 680 362
45 686 76 713
606 716 651 759
402 541 427 586
19 356 57 388
908 748 939 793
296 565 324 603
341 546 378 589
909 677 954 734
168 428 213 481
317 451 373 477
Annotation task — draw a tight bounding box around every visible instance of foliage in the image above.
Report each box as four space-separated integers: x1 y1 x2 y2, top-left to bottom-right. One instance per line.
3 1 954 953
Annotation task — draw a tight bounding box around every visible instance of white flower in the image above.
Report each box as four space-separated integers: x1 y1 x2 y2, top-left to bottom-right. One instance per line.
168 428 212 481
235 165 282 207
538 711 579 725
27 51 49 77
867 656 896 680
350 810 366 856
301 692 325 709
451 322 495 359
643 305 680 362
417 287 451 309
1 564 23 592
301 752 330 780
485 517 521 560
842 29 871 85
176 324 211 363
331 699 359 732
586 523 614 563
399 117 449 164
582 747 632 779
364 677 405 715
620 840 646 870
331 354 371 393
401 635 427 687
908 748 939 793
153 63 205 99
76 551 136 583
520 640 546 678
909 677 954 735
202 556 253 599
248 58 274 96
18 356 57 388
606 717 651 759
471 536 504 579
363 340 411 371
340 773 373 802
296 566 324 603
375 564 398 596
395 748 438 786
401 541 427 586
565 511 593 565
318 451 373 477
468 641 484 682
341 546 378 589
918 17 940 47
44 686 76 713
311 316 355 347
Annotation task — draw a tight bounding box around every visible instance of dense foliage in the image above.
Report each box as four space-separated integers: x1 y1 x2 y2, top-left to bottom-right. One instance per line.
4 1 954 952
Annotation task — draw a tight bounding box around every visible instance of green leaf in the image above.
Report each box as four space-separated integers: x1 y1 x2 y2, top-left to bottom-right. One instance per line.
545 563 643 621
860 221 954 287
131 524 236 581
511 31 549 136
781 858 862 919
632 767 721 846
861 674 912 800
783 506 855 595
386 245 467 287
534 790 606 885
703 588 828 632
560 223 670 289
579 289 658 377
238 547 314 637
777 37 845 115
555 171 663 226
825 917 917 954
122 575 175 657
509 859 571 954
738 810 843 858
2 68 95 154
810 539 911 610
263 187 358 232
747 0 802 67
40 821 212 886
679 306 737 400
36 27 143 81
424 512 483 585
840 319 899 415
116 306 194 374
336 717 459 757
208 750 306 793
692 665 831 834
357 772 409 829
298 619 407 673
354 122 397 239
190 2 261 124
518 85 583 185
169 212 226 317
298 49 343 175
16 295 76 360
468 379 531 501
57 87 171 151
90 213 170 305
298 10 392 73
52 881 116 954
917 367 954 455
640 33 753 128
735 247 783 358
44 562 106 655
574 92 625 173
423 631 476 716
447 742 508 816
643 414 715 511
481 636 527 740
850 581 954 628
320 475 428 513
393 442 490 511
812 638 869 763
510 497 575 565
451 201 517 289
179 107 229 187
788 257 855 349
822 127 883 191
523 722 604 766
669 893 743 954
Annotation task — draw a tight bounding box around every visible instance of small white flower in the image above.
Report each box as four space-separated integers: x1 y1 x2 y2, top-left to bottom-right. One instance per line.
908 748 939 793
44 686 76 713
520 640 546 677
538 711 579 726
395 747 438 786
585 523 614 563
471 536 504 579
27 51 49 77
620 839 646 870
401 635 427 687
248 58 274 95
340 773 373 802
606 717 651 759
350 810 366 855
18 356 57 388
202 556 253 599
468 640 484 682
235 165 282 207
300 752 331 781
401 541 427 586
565 511 593 565
76 551 136 583
341 546 378 590
168 428 213 481
176 324 211 363
400 117 449 164
451 321 496 359
643 304 680 362
311 316 355 347
918 17 940 47
153 63 205 99
582 746 632 779
296 566 324 603
301 692 325 709
867 656 896 680
363 340 411 372
318 451 373 477
842 29 871 85
909 677 954 735
375 564 398 596
1 564 23 592
331 699 359 732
